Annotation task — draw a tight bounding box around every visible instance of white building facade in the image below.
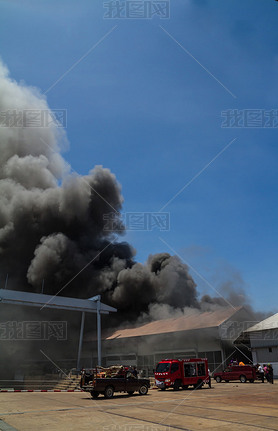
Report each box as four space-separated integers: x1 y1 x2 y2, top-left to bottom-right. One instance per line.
244 312 278 377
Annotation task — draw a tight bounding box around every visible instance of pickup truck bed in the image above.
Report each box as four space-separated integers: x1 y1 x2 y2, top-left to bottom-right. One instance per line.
82 377 150 399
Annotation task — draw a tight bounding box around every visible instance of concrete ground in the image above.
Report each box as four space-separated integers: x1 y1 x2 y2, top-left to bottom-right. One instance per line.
0 381 277 431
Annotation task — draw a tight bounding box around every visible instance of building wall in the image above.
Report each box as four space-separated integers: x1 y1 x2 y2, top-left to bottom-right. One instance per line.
103 327 226 376
249 328 278 377
253 346 278 363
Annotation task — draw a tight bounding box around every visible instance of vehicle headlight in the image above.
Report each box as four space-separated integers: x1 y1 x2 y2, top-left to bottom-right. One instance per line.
165 379 170 382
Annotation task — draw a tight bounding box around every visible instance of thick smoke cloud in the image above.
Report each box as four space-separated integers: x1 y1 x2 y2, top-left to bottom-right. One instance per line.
0 60 200 322
0 60 250 327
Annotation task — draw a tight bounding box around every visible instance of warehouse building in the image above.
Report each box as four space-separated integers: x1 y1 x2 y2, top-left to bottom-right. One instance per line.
100 306 254 376
243 312 278 377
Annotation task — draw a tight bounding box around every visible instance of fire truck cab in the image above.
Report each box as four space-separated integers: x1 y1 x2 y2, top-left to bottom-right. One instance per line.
155 358 210 391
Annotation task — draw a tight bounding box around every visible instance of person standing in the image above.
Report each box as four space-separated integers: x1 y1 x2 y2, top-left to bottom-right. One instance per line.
268 364 274 384
258 364 264 383
263 364 270 383
208 368 212 388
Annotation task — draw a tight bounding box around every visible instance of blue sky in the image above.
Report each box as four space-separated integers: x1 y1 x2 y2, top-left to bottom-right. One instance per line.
1 0 278 312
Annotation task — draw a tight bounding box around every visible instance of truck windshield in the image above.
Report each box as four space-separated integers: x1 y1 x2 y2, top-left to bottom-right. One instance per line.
156 363 170 373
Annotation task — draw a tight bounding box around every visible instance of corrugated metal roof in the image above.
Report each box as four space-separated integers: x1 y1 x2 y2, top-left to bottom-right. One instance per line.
106 307 241 340
244 312 278 333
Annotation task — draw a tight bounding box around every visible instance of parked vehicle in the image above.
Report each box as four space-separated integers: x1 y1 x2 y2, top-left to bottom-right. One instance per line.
155 358 210 390
80 366 150 399
213 365 257 383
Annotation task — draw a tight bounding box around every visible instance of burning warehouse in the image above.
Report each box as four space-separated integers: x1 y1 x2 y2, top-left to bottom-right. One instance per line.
0 60 258 379
82 306 254 376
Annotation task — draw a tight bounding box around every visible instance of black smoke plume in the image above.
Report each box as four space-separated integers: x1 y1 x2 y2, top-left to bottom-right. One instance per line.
0 60 202 324
0 60 254 328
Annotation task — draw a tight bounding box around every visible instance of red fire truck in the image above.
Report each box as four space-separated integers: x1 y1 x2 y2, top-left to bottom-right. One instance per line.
155 358 210 390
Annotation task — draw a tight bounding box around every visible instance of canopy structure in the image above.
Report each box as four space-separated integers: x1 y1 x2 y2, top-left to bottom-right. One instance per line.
0 289 117 369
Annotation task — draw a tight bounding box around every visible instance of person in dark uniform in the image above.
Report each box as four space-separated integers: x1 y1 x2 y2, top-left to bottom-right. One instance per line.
132 366 138 378
268 364 274 384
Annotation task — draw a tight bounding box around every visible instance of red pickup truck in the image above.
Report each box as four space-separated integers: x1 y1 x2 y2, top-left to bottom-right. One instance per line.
213 365 257 383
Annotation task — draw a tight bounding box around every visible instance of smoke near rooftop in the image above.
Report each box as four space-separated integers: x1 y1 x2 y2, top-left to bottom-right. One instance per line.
0 59 249 325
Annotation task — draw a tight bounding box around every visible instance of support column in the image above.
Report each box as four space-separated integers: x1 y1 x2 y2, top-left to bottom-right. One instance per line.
77 311 85 370
97 298 101 366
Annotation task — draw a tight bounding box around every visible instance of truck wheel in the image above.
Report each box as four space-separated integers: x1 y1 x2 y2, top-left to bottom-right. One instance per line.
139 385 148 395
249 379 254 383
182 385 188 390
91 391 99 399
104 386 114 399
240 375 247 383
161 387 166 391
127 391 134 395
173 381 180 391
215 376 222 383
